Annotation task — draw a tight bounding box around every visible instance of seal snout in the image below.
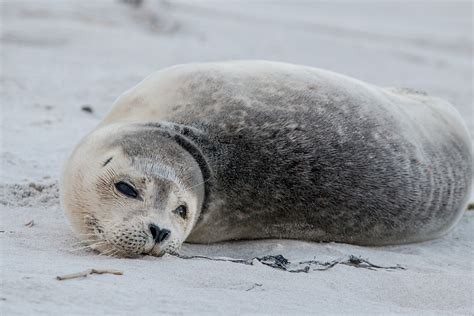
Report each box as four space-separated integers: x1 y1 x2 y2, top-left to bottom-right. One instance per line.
148 223 171 244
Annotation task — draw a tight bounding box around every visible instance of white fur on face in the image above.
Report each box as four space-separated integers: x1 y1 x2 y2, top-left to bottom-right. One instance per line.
61 146 202 258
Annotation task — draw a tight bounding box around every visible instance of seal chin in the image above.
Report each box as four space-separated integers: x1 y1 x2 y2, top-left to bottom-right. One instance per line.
142 244 165 257
150 248 166 257
147 241 181 257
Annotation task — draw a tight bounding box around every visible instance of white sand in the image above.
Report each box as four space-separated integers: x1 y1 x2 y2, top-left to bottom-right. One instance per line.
1 0 473 314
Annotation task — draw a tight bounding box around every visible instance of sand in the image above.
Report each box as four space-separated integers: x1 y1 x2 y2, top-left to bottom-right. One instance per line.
1 0 473 314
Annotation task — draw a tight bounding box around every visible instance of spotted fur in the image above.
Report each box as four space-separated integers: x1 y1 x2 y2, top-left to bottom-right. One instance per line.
61 61 472 256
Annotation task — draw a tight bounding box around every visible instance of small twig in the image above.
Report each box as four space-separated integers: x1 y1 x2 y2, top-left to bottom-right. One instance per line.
56 269 123 281
24 220 34 227
245 283 263 291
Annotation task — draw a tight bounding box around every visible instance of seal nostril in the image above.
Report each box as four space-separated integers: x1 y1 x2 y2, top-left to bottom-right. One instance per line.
149 224 171 243
149 224 160 242
157 229 171 243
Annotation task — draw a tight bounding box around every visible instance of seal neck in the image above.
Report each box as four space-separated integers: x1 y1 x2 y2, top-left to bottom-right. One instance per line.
139 122 212 221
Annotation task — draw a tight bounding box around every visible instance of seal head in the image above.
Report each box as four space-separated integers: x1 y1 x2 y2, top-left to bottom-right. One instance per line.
60 123 205 257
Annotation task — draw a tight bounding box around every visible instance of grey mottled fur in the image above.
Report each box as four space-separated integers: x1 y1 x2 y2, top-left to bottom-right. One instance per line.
111 62 473 245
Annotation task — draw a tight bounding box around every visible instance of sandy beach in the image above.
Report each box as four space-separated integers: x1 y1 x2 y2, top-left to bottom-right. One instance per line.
1 0 473 314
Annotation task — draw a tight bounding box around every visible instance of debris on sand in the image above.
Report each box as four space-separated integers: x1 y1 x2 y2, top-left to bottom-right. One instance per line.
80 105 94 113
246 283 263 291
175 254 405 273
56 269 123 281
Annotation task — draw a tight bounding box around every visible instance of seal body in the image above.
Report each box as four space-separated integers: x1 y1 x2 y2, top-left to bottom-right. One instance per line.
62 61 472 255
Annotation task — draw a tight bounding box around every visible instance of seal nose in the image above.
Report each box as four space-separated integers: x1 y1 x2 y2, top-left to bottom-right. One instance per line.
148 224 171 243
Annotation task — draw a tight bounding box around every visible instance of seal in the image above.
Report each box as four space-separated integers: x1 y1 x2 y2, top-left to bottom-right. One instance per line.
60 61 472 257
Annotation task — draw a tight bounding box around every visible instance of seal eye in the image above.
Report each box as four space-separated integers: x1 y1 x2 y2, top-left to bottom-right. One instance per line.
115 181 138 199
174 205 187 219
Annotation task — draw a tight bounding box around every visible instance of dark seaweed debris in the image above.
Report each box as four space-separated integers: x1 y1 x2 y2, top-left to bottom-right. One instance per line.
245 283 263 291
175 254 405 273
81 105 93 113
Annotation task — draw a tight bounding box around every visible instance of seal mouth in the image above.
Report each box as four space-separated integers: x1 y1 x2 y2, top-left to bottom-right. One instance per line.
79 215 179 258
146 244 166 257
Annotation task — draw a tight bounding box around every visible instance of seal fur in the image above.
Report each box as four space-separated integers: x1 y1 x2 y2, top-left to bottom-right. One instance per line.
60 61 472 257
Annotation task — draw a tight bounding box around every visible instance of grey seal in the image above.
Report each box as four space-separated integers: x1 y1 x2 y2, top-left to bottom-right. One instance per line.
60 61 472 257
